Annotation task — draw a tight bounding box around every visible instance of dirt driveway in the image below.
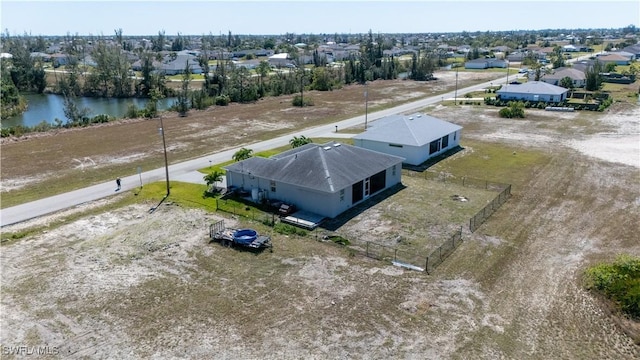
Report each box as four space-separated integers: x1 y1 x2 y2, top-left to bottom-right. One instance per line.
1 79 639 358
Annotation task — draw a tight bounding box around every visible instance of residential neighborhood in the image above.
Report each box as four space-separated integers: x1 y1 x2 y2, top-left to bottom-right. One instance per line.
1 1 639 357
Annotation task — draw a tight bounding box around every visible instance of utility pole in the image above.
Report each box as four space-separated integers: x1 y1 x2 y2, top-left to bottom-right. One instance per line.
505 60 510 85
454 63 459 105
364 82 368 129
299 67 304 106
159 116 170 197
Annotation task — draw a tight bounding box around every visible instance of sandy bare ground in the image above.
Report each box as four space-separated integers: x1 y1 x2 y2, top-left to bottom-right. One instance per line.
1 83 639 358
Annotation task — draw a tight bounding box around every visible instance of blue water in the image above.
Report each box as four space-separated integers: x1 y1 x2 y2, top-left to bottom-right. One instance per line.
2 94 177 128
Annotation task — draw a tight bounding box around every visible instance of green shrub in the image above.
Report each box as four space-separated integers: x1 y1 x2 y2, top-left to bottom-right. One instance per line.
274 222 307 236
326 235 350 246
585 254 640 318
292 95 314 107
126 103 140 118
215 95 230 106
91 114 112 124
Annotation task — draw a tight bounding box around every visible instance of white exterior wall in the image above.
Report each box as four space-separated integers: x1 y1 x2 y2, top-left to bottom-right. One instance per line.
499 92 566 102
354 132 461 166
464 62 488 69
225 162 402 218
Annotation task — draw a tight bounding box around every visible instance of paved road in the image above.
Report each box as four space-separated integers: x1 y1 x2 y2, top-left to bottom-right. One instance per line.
1 74 514 227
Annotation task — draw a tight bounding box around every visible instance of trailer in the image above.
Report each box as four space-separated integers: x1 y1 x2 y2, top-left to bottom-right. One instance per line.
209 220 272 251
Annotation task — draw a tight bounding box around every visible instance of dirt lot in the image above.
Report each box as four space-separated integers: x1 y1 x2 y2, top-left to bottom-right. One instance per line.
1 73 639 358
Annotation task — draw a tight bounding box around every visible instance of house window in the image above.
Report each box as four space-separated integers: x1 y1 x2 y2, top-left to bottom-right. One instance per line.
389 143 403 148
454 131 457 140
352 180 363 204
270 180 276 192
429 139 440 155
441 135 449 148
392 165 396 176
370 170 386 194
340 189 344 201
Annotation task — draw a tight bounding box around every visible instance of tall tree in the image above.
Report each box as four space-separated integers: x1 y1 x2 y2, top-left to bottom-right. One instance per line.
585 60 604 91
256 60 271 97
289 135 313 148
232 148 253 162
152 30 166 51
175 60 191 116
559 76 574 90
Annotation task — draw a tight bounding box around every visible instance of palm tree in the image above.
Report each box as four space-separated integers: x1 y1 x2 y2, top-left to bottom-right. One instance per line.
232 147 253 162
203 170 224 192
289 135 313 148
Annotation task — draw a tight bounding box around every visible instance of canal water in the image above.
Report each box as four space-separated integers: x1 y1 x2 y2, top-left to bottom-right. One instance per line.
2 94 177 128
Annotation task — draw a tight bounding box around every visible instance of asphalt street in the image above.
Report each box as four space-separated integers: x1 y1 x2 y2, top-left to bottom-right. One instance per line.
1 74 512 227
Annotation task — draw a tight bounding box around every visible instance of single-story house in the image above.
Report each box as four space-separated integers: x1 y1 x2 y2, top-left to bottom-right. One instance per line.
621 44 640 58
159 54 203 75
464 58 507 69
611 51 636 61
597 53 631 66
223 142 404 219
353 113 462 166
30 52 51 62
268 53 293 68
541 67 586 88
497 81 568 103
50 53 69 67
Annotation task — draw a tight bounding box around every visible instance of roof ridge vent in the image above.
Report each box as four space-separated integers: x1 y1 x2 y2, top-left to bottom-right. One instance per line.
416 114 422 118
408 117 413 120
333 143 341 147
323 146 332 150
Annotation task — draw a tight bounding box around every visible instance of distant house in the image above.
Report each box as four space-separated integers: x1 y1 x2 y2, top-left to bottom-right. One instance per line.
464 58 507 69
506 52 526 62
159 54 203 75
621 43 640 58
541 67 586 88
497 81 569 103
223 142 403 219
268 53 293 68
353 113 462 166
611 50 636 61
50 53 69 67
30 52 51 62
597 53 632 65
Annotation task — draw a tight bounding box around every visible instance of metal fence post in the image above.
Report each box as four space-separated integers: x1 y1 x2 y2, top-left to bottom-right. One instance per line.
425 257 429 274
366 242 369 257
394 249 398 262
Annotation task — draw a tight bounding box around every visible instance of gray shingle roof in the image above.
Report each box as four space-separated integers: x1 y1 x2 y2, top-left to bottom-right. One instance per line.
497 81 568 96
542 67 586 80
353 113 462 146
224 143 403 193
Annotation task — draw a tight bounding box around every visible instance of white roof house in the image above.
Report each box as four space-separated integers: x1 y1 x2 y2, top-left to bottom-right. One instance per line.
224 142 403 219
353 113 463 166
497 81 569 103
268 52 293 67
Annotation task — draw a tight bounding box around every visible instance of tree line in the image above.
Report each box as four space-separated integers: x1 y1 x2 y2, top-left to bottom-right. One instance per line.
1 29 441 128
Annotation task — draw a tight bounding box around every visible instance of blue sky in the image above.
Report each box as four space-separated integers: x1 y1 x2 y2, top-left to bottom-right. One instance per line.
2 0 639 36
